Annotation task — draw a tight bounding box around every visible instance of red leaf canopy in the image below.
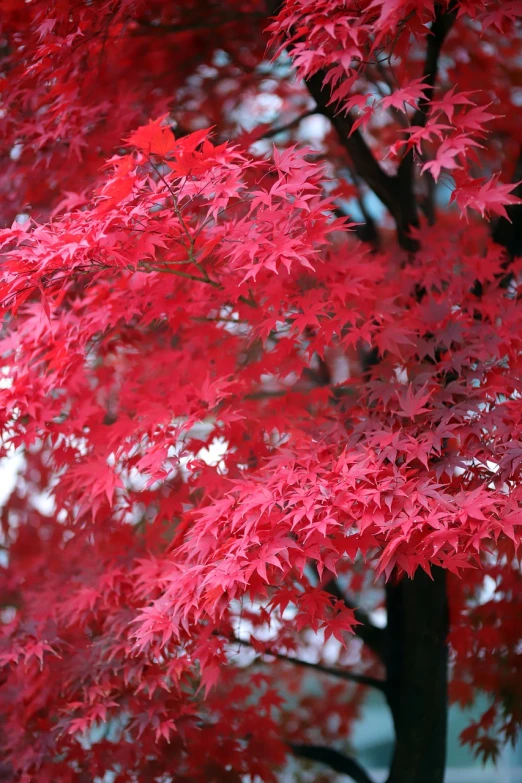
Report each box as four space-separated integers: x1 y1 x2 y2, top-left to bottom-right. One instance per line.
0 1 521 780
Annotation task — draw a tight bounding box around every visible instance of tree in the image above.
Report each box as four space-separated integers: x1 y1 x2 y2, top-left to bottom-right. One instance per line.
0 1 521 781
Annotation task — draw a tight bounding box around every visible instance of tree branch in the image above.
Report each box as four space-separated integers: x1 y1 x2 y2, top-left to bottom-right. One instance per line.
304 72 398 218
411 2 458 131
273 38 417 247
290 744 376 783
256 111 378 245
273 649 386 690
265 0 411 241
323 577 388 662
258 110 317 140
235 636 386 691
333 205 379 246
397 2 457 220
352 195 379 247
269 2 455 248
334 163 380 247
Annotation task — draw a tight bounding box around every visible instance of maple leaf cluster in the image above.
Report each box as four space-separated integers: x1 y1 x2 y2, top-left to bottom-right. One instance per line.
0 1 522 781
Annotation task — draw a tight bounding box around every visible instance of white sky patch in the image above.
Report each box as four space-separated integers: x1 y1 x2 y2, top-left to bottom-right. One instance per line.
0 450 24 507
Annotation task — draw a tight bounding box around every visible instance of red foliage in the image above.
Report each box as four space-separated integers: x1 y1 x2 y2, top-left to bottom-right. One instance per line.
0 1 522 781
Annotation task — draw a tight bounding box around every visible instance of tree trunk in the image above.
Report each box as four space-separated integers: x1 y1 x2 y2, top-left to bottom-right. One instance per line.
385 567 449 783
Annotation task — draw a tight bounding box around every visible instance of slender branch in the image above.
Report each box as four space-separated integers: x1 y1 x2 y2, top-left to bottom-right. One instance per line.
258 110 317 140
333 177 380 247
323 577 388 662
238 294 258 308
269 2 455 248
411 2 458 132
233 636 386 691
271 649 386 690
265 0 399 222
353 196 379 246
290 744 376 783
271 18 417 247
243 390 289 400
151 265 221 286
305 71 398 219
154 266 259 307
397 2 457 221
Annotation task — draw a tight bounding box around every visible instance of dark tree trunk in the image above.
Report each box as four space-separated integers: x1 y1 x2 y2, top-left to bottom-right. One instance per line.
385 567 449 783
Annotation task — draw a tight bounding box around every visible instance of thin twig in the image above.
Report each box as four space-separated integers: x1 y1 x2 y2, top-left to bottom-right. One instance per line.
258 110 317 140
230 635 387 691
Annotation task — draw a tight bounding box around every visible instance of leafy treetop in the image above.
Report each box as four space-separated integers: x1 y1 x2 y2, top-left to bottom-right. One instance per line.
0 1 522 781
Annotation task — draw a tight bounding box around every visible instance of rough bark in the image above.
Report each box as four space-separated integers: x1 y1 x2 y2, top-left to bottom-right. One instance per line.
385 568 449 783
